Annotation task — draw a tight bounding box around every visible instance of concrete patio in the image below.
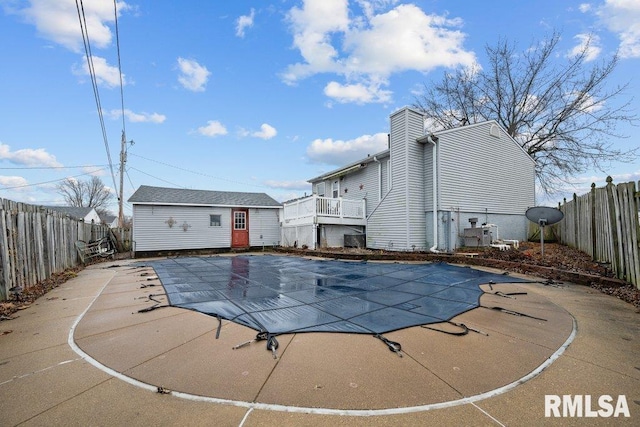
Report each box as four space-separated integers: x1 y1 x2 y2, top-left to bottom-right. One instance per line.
0 253 637 426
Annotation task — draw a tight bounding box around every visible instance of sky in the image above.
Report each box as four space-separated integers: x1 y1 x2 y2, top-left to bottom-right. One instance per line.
1 0 639 218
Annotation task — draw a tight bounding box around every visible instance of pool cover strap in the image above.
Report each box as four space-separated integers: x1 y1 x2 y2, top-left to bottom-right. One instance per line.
491 291 528 299
215 315 222 339
421 321 469 336
267 335 279 359
375 334 403 357
137 293 169 313
233 331 270 350
484 305 548 321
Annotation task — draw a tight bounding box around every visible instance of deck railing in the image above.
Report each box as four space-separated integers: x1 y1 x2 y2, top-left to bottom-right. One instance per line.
283 195 365 221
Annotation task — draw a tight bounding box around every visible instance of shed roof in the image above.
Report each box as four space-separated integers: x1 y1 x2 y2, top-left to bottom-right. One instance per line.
43 206 96 220
128 185 281 208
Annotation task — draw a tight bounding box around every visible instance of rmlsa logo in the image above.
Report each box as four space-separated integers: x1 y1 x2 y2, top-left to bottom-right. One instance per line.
545 395 630 418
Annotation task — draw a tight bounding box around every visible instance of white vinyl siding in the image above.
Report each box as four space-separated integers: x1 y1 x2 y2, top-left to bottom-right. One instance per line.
405 109 427 249
133 205 231 251
249 208 281 247
132 204 281 251
435 122 535 215
335 161 380 217
368 108 425 250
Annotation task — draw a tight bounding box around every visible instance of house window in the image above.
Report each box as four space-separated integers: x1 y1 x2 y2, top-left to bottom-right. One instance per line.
315 182 325 196
209 214 221 227
332 180 339 198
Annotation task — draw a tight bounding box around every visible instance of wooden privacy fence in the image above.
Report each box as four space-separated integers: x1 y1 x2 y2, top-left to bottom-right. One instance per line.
556 178 640 288
0 198 130 301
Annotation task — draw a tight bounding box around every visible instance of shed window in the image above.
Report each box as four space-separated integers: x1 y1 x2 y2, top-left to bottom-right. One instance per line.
209 214 221 227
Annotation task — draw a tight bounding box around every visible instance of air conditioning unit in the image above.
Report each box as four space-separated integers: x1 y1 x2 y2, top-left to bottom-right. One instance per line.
463 218 492 247
344 234 365 248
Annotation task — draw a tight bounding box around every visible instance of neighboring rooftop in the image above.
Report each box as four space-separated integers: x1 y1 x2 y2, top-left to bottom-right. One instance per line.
43 206 96 220
128 185 282 208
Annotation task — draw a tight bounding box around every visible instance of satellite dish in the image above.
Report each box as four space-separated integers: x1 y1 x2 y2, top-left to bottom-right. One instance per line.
525 207 564 257
526 206 564 226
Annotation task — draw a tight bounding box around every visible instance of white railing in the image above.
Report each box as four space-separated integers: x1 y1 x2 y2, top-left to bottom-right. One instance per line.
283 195 365 221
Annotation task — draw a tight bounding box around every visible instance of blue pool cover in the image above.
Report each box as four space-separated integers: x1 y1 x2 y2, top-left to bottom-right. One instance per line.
145 255 532 336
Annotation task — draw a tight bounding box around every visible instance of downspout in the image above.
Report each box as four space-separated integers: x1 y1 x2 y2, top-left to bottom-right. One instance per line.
373 156 381 202
427 135 440 253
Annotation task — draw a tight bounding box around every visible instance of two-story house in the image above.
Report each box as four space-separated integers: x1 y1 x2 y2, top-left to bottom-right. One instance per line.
281 107 536 252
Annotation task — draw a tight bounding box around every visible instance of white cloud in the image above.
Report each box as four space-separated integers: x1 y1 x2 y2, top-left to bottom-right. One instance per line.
177 57 211 92
569 33 602 61
597 0 640 58
579 3 592 13
343 5 474 75
306 132 389 165
282 0 351 83
197 120 227 137
236 8 255 38
283 0 476 104
324 81 391 104
107 109 166 123
14 0 131 52
0 142 62 167
74 55 126 88
263 180 310 190
252 123 277 139
0 175 30 190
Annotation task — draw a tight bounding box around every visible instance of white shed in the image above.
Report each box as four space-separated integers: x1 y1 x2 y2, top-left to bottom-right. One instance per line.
128 185 282 254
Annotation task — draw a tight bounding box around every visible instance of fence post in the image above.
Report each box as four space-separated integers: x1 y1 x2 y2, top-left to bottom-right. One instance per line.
591 183 597 258
573 193 579 248
605 176 621 276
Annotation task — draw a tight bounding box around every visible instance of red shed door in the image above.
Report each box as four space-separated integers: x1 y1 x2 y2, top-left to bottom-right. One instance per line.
231 209 249 248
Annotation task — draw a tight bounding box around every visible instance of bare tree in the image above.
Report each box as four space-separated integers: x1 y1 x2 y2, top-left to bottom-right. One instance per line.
56 176 113 216
414 31 638 194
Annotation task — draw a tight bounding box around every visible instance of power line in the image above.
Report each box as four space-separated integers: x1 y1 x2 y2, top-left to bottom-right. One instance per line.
129 153 270 189
0 165 109 170
0 167 109 190
128 166 187 188
113 0 126 138
75 0 119 194
125 169 136 191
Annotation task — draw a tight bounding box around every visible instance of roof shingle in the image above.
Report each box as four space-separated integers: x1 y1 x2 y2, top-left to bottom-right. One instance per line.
127 185 281 207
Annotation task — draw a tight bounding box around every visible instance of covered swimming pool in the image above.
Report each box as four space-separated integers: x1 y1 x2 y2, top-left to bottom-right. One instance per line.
143 255 533 343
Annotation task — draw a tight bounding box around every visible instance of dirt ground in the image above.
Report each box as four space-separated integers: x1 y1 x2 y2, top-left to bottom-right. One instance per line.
1 243 638 322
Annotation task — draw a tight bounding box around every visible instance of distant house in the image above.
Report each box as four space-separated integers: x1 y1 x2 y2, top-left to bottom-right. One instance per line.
128 185 282 254
43 206 102 224
100 214 119 228
282 107 536 251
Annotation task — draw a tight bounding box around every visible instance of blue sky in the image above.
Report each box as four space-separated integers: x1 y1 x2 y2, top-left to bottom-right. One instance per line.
1 0 639 217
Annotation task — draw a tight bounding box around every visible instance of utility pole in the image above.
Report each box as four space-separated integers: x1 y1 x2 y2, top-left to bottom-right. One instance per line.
118 132 135 228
